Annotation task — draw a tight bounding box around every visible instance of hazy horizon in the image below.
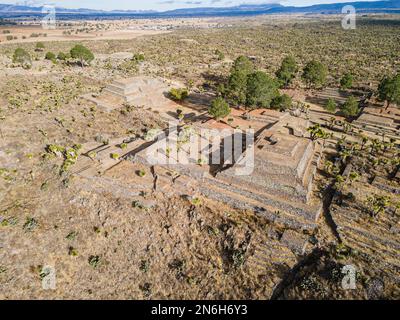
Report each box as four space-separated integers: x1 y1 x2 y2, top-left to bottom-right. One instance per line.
1 0 383 11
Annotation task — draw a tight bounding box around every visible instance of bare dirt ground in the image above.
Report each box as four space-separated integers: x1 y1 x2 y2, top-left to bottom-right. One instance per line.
0 17 234 44
0 169 279 299
0 25 169 44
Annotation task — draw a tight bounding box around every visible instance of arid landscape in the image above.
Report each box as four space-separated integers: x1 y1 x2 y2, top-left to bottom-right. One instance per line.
0 9 399 301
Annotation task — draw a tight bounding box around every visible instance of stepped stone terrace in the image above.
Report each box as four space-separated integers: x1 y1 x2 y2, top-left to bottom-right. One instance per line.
353 102 400 140
131 114 323 232
83 76 183 116
103 76 170 105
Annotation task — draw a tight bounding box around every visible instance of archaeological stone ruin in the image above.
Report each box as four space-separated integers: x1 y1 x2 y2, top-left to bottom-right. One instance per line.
75 76 328 257
130 112 323 232
83 76 182 115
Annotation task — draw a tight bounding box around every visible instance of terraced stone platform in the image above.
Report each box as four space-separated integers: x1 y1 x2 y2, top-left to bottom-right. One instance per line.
70 113 322 267
219 131 319 203
353 106 400 139
131 115 323 231
84 76 183 119
306 87 366 106
330 165 400 279
103 76 171 104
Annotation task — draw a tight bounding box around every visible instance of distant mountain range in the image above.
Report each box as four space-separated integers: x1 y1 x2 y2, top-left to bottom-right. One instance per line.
0 4 156 14
0 0 399 17
161 1 400 16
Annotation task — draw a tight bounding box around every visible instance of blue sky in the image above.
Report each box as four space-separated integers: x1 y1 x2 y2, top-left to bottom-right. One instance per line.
7 0 379 11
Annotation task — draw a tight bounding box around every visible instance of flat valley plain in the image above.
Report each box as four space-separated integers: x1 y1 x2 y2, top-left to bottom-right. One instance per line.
0 14 399 299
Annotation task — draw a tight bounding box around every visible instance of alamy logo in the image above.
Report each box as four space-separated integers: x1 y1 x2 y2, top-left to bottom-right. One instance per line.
342 5 356 30
41 265 56 290
42 5 56 30
341 265 356 290
5 2 56 29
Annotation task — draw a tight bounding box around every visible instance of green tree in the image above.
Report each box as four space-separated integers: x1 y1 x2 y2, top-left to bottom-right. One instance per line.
209 97 231 120
271 94 292 111
341 96 359 117
226 71 248 105
215 49 225 61
378 74 400 109
35 42 45 52
45 52 56 60
302 60 328 88
231 55 254 74
57 52 69 61
169 88 189 102
340 73 353 90
245 71 279 109
324 98 337 113
12 48 32 69
133 53 145 62
70 44 94 67
226 56 254 106
276 55 298 88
